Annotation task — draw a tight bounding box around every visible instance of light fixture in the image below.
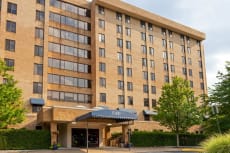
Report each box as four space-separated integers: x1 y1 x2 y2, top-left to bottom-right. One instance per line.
107 123 112 126
72 122 77 125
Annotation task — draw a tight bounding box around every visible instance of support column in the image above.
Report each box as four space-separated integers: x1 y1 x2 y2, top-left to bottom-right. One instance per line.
50 122 58 145
104 127 111 146
122 125 129 145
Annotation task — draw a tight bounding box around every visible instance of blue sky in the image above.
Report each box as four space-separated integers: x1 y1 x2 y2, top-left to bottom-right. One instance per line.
123 0 230 88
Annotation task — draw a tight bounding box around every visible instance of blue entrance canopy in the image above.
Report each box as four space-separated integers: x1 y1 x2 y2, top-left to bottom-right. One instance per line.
76 109 137 122
30 98 44 105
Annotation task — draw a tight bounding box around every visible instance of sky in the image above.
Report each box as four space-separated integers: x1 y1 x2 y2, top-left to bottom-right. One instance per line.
123 0 230 89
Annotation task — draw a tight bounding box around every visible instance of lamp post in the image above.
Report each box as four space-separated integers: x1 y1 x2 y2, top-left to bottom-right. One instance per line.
211 104 221 134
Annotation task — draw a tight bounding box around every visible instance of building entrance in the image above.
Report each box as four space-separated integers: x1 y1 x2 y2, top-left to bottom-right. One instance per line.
72 128 99 147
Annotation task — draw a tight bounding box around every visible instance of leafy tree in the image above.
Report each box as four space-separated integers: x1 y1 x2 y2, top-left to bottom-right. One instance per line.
0 60 25 129
156 76 202 147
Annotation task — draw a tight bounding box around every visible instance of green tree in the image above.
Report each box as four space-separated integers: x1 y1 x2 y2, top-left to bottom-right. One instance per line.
156 76 201 147
0 60 25 129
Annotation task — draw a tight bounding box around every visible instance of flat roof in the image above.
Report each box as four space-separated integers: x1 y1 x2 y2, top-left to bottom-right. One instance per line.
94 0 205 40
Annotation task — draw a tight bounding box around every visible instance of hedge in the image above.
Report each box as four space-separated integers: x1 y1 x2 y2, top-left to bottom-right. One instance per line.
131 131 206 147
0 129 50 149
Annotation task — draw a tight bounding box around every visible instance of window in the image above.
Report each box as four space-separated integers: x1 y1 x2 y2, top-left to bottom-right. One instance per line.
163 63 168 71
34 45 43 56
34 63 43 75
0 0 2 10
151 73 155 81
99 48 105 57
125 15 130 23
100 93 106 102
116 12 122 21
142 58 147 67
143 71 148 80
198 50 202 58
170 53 174 61
141 32 146 41
99 62 106 72
162 39 166 47
152 99 157 107
161 28 166 35
149 47 154 55
163 51 168 59
199 72 203 79
33 82 42 94
181 45 185 53
188 58 192 65
150 60 155 68
182 56 186 64
140 20 145 28
126 54 132 63
187 36 190 44
117 38 123 48
171 65 175 73
36 10 45 21
199 61 203 68
6 20 16 33
141 45 147 54
126 41 131 49
127 82 133 91
32 105 42 113
125 27 131 36
99 77 106 87
4 58 14 68
143 85 148 93
200 82 204 90
118 66 123 75
7 2 17 14
144 98 149 107
98 19 105 29
99 33 105 43
37 0 45 5
168 30 173 37
180 35 184 40
116 25 122 33
35 28 44 39
151 86 156 94
117 52 123 61
98 6 104 15
5 39 15 51
149 35 154 43
182 68 187 75
190 81 193 88
189 69 193 76
164 75 169 83
128 96 133 105
118 95 124 104
144 115 150 121
118 80 124 90
127 68 132 77
169 41 173 48
187 47 191 54
148 23 153 31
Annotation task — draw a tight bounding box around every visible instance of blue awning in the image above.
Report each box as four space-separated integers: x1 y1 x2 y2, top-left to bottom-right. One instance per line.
30 98 44 105
143 110 158 115
117 108 137 114
76 109 137 122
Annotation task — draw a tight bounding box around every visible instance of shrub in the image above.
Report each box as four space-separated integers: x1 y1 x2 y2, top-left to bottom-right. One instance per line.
201 133 230 153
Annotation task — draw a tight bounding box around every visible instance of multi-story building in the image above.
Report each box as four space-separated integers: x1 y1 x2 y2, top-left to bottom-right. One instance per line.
0 0 206 148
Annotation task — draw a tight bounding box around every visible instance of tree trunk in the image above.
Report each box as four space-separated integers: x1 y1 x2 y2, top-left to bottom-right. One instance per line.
176 133 180 147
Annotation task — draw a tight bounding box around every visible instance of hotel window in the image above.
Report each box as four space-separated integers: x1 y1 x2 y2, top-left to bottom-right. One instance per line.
125 15 130 23
150 60 155 68
5 39 15 51
168 30 173 37
162 39 166 47
35 28 44 39
182 56 186 64
142 58 147 67
198 50 202 58
34 64 43 75
199 72 203 79
99 33 105 43
32 105 42 113
4 58 14 68
149 47 154 55
117 38 123 48
98 6 104 15
34 45 43 57
170 53 174 61
151 73 155 81
99 62 106 72
116 25 122 33
126 54 132 63
7 2 17 14
143 71 148 80
152 99 157 107
187 47 191 54
118 95 124 104
143 85 148 93
199 61 203 68
163 51 168 59
163 63 168 71
126 41 131 49
36 10 45 21
6 20 16 33
149 35 154 43
128 96 133 105
33 82 42 94
151 86 156 94
148 23 153 31
125 27 131 36
118 66 123 75
161 28 166 35
171 65 175 73
187 36 190 44
164 75 169 83
37 0 45 5
144 98 149 107
169 41 173 48
99 77 106 87
200 82 204 90
141 32 146 41
141 45 147 54
180 34 184 40
99 48 105 57
140 20 145 28
116 12 122 21
189 69 193 76
190 81 193 88
117 52 123 61
99 19 105 29
127 82 133 91
188 58 192 65
127 68 132 77
118 80 124 90
182 68 187 75
181 45 185 53
100 93 106 102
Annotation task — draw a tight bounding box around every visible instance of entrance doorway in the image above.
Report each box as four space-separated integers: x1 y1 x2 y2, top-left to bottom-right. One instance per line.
72 128 99 147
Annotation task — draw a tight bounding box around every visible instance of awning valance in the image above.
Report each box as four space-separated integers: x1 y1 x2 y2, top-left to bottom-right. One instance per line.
76 109 137 122
143 110 157 115
30 98 44 105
